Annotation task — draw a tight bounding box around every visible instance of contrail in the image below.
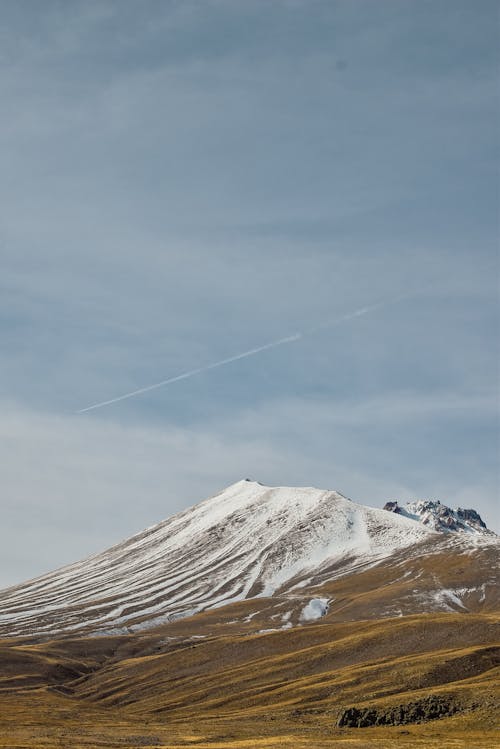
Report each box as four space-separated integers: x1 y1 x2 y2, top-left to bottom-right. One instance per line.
77 295 409 414
77 333 302 413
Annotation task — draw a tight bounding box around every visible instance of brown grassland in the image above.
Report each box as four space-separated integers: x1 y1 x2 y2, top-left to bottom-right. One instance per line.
0 539 499 748
0 610 498 748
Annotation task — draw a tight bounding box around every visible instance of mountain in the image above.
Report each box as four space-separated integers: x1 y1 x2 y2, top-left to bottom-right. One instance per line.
383 498 492 534
0 480 498 748
0 479 497 639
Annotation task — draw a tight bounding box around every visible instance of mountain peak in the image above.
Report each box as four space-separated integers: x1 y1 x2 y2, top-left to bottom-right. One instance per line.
383 499 493 535
0 480 433 637
1 481 497 639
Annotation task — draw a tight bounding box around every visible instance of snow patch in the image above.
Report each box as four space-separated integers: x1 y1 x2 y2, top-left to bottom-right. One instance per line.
300 597 330 622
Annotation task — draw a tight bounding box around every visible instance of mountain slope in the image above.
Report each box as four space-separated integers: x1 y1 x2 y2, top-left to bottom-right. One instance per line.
0 480 498 748
0 480 497 638
0 612 498 748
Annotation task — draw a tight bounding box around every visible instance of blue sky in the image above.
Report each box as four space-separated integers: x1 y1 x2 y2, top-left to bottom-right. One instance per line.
1 0 498 585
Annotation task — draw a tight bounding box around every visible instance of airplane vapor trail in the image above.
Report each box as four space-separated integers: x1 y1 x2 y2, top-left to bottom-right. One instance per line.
77 295 409 414
77 333 302 413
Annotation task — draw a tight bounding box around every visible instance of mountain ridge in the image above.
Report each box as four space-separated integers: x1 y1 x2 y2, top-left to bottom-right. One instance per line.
382 497 493 535
0 479 497 639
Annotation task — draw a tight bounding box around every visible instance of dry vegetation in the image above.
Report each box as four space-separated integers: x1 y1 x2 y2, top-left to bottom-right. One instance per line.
0 611 498 748
0 540 498 747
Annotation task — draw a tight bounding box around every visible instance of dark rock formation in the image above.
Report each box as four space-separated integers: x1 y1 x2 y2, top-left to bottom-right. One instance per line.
457 508 487 529
382 498 491 534
336 695 459 727
383 501 401 513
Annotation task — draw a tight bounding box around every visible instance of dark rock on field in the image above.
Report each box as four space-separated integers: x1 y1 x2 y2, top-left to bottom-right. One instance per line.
337 695 459 727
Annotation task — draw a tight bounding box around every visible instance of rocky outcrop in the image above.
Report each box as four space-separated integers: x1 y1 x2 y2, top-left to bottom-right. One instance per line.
457 508 487 529
336 695 459 727
382 499 492 535
383 501 400 513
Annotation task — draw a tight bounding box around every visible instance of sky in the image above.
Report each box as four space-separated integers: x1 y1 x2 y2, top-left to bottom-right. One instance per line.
1 0 498 587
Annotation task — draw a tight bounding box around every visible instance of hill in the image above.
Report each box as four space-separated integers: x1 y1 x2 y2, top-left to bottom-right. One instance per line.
0 480 498 747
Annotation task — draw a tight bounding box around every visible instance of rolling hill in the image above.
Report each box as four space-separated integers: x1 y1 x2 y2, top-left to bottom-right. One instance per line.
0 479 498 748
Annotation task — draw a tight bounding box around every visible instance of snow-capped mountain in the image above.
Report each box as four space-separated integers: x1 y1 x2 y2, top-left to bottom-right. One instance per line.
383 499 492 534
0 480 497 639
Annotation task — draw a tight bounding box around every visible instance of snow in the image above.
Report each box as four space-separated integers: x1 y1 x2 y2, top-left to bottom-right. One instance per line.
300 597 330 621
431 589 468 611
387 499 493 536
257 628 280 634
0 478 495 638
408 584 494 614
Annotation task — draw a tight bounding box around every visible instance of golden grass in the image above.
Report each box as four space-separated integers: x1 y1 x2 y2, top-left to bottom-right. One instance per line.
0 612 498 747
